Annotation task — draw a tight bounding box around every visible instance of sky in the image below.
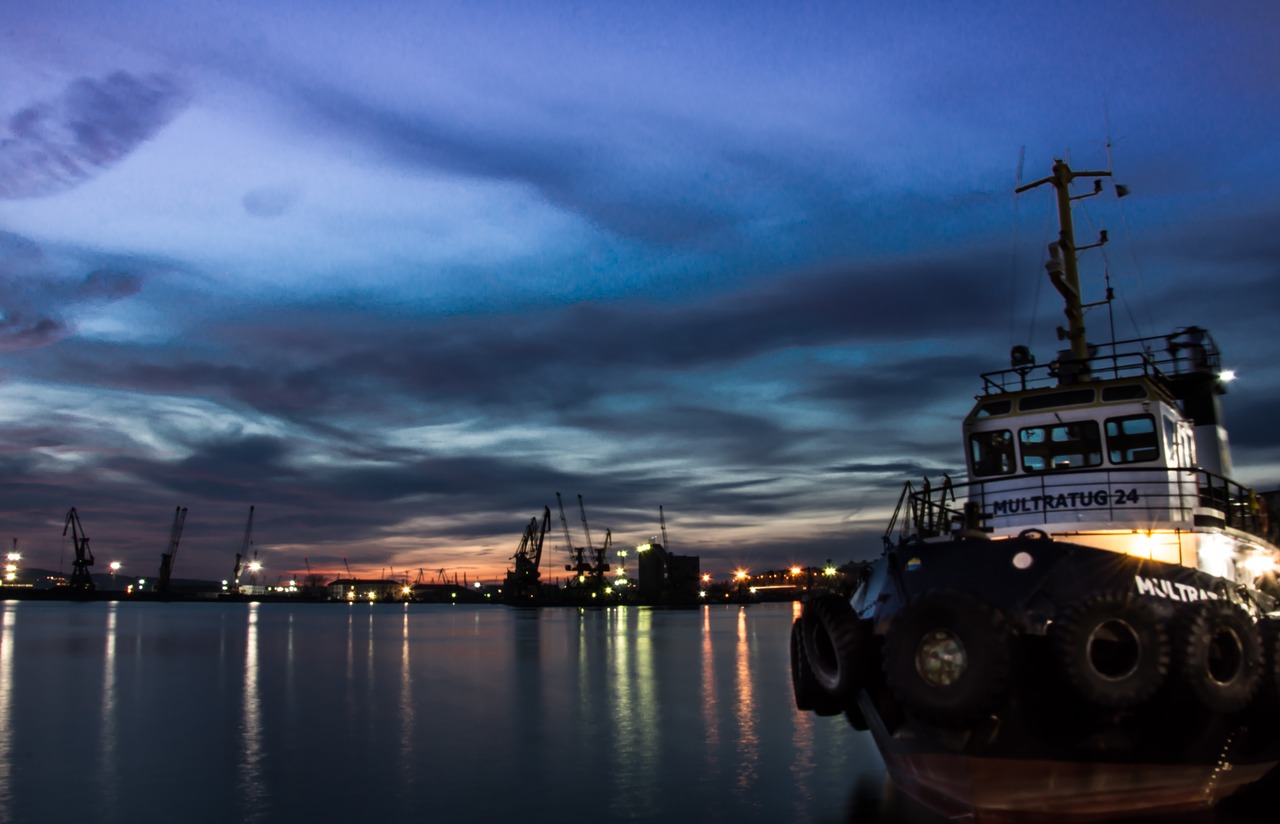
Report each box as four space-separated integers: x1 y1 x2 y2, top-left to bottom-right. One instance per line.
2 0 1280 586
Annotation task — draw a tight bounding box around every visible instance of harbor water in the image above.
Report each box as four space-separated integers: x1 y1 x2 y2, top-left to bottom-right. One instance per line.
0 599 1274 824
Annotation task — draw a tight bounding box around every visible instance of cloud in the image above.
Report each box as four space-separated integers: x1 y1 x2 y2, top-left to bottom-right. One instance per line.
0 70 189 199
0 233 148 352
242 184 300 218
0 315 64 353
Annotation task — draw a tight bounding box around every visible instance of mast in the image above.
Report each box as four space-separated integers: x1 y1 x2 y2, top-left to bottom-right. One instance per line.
1015 159 1112 382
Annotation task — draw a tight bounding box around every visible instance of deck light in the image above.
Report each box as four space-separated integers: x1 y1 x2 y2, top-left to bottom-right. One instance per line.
1243 553 1277 577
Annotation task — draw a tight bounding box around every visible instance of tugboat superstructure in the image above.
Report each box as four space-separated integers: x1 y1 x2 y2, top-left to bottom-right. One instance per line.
792 158 1280 822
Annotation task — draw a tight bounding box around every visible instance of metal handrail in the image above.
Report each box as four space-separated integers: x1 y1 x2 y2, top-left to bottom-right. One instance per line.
884 465 1275 548
978 329 1222 394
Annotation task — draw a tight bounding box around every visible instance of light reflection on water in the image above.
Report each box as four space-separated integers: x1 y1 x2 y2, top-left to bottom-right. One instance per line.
399 606 415 796
734 606 759 802
98 602 119 818
0 603 14 824
239 603 265 822
4 599 1269 824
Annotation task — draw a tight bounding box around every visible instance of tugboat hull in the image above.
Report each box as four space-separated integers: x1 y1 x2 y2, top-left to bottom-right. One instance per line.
796 535 1280 823
876 747 1274 823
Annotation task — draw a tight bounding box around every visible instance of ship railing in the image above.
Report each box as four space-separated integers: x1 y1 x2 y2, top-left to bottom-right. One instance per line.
884 476 960 549
979 329 1222 394
884 465 1276 548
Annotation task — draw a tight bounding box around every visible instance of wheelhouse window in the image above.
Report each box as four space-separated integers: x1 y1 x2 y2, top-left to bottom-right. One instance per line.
975 399 1013 418
1019 421 1102 471
1106 414 1160 464
969 429 1015 477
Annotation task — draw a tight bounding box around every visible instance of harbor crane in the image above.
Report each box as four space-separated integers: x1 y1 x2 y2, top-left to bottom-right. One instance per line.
558 492 590 579
156 506 188 595
578 494 611 585
230 505 254 594
504 506 550 602
62 507 95 592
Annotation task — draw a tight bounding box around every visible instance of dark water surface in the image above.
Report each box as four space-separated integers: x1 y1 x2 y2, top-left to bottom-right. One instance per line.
1 600 1275 824
1 601 897 824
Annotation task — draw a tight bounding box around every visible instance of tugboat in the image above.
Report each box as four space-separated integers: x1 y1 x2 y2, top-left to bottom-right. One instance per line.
792 158 1280 822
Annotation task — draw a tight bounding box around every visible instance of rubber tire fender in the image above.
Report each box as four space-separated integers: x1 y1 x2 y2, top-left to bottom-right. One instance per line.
881 589 1012 726
1174 599 1263 714
790 618 843 716
1051 590 1169 709
802 594 870 701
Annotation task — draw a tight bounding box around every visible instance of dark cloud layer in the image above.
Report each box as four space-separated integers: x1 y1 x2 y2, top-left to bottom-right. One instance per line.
1 233 146 352
0 71 188 199
5 249 1005 577
4 3 1280 583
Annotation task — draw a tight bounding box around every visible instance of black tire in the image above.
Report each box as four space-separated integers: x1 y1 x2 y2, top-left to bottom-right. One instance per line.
1051 590 1169 709
802 594 870 700
1174 600 1263 714
790 618 842 716
882 589 1012 725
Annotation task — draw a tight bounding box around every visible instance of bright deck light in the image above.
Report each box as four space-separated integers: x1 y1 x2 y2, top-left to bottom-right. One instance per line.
1243 552 1277 577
